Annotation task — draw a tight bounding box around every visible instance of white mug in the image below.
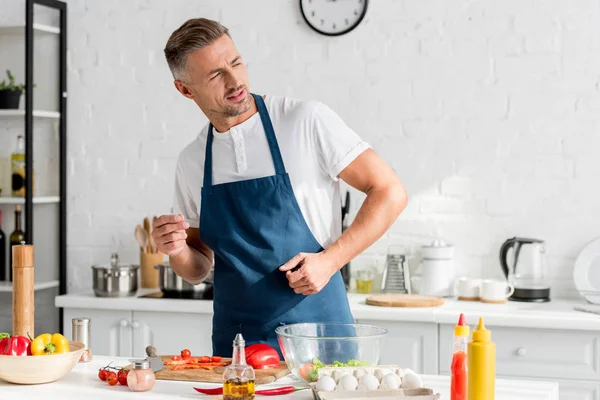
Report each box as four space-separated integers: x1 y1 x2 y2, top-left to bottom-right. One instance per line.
454 277 481 301
480 279 515 303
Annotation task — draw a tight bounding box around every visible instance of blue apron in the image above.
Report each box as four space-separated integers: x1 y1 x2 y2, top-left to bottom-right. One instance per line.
200 94 355 358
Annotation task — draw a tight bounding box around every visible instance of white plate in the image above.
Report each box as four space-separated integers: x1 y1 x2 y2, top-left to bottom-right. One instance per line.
573 238 600 304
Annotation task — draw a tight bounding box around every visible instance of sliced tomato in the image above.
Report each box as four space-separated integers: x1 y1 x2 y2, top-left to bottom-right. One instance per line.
199 356 211 363
210 356 222 362
171 355 182 361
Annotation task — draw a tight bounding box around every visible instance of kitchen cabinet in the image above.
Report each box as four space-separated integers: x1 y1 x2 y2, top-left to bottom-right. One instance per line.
62 308 132 357
439 324 600 381
131 311 213 358
558 380 600 400
356 319 438 374
62 308 213 358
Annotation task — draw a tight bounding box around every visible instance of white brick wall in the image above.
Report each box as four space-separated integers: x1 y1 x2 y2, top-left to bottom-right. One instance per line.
1 0 599 298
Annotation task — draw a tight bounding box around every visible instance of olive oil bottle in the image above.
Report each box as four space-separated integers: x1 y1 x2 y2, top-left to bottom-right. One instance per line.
222 333 255 400
11 135 35 197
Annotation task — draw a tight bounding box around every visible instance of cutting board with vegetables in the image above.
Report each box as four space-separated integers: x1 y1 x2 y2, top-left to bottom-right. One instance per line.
125 356 290 385
366 294 444 307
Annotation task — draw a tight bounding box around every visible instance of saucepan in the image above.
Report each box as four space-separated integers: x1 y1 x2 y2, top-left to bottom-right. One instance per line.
154 263 214 299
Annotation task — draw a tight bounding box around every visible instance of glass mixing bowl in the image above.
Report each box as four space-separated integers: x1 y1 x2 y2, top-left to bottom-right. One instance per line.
275 323 388 382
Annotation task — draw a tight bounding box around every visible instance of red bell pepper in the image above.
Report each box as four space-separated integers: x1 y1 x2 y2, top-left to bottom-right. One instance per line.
0 335 32 356
245 343 280 369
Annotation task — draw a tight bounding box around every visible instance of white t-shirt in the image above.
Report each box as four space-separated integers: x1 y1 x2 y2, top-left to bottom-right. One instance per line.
172 95 370 249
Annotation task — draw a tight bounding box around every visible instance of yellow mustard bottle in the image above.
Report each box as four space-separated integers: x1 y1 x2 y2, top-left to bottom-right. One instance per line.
468 317 495 400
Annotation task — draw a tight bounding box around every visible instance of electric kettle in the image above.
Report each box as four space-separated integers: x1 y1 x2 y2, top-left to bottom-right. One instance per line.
499 237 550 302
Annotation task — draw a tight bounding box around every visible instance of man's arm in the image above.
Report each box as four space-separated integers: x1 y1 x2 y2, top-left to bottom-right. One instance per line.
324 148 406 268
152 215 213 285
280 149 407 295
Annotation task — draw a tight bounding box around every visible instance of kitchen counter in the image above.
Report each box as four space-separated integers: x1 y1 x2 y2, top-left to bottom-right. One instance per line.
55 290 600 331
0 355 559 399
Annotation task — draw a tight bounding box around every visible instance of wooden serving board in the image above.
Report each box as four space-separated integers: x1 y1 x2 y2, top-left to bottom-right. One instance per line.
366 294 444 307
125 357 290 385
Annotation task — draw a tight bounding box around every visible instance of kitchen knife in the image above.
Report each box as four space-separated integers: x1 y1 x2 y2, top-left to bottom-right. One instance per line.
145 345 164 373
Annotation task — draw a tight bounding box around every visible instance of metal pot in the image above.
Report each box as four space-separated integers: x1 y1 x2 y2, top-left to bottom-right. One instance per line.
92 253 139 297
154 263 214 299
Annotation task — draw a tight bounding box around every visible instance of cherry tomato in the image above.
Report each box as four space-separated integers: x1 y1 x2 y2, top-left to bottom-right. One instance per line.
171 355 182 361
199 356 210 363
107 374 118 386
211 356 222 362
98 368 108 381
118 369 128 386
181 349 191 360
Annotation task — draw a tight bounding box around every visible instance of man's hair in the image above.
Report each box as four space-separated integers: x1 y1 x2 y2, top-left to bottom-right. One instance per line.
164 18 230 82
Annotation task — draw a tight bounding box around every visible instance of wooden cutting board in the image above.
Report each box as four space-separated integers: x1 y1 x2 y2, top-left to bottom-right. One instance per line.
125 357 290 385
366 294 444 307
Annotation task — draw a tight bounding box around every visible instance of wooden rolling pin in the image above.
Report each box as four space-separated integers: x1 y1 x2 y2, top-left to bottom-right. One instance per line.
12 245 34 337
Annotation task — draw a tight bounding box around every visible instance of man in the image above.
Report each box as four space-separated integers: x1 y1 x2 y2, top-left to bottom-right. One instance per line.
152 18 407 357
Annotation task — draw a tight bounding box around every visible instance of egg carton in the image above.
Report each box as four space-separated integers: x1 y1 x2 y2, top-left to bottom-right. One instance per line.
309 366 440 400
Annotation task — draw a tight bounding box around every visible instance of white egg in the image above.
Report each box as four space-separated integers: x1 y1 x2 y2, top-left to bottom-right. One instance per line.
358 374 380 391
400 371 423 389
336 374 359 391
374 368 385 381
380 373 401 390
400 368 415 377
316 375 337 392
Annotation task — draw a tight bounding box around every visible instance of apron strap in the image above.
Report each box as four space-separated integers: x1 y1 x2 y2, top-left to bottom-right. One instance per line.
203 93 286 189
253 93 286 175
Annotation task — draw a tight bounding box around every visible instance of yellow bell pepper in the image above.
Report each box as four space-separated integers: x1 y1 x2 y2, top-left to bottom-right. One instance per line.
31 333 70 355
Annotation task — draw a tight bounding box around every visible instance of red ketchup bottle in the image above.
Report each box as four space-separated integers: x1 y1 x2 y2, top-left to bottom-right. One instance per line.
451 313 469 400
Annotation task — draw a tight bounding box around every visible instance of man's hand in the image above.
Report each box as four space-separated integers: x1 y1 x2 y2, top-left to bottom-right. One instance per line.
152 214 190 256
279 252 337 295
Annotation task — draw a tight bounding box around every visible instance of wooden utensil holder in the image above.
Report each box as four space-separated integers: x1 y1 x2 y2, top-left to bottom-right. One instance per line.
13 244 34 337
140 250 164 289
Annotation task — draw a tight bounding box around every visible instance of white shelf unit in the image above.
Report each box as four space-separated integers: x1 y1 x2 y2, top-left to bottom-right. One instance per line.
0 109 60 119
0 280 59 292
0 23 60 35
0 196 60 204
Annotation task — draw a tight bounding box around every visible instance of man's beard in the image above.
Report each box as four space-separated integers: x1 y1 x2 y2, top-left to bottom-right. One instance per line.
222 86 252 117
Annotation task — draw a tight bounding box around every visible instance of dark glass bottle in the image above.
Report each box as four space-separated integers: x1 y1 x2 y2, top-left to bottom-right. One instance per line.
0 210 6 281
9 205 25 281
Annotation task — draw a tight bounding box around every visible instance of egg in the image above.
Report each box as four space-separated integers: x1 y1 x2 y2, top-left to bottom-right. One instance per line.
336 374 359 391
316 375 337 392
358 374 380 391
401 371 423 389
380 373 401 390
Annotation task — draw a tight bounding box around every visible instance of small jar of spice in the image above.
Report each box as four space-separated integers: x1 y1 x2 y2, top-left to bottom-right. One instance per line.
72 318 92 362
127 360 156 392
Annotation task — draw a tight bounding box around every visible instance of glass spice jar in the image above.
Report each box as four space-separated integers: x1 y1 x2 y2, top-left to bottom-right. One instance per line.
127 360 156 392
72 318 92 362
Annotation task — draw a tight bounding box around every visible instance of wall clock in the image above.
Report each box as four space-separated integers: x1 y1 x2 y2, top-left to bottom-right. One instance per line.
300 0 369 37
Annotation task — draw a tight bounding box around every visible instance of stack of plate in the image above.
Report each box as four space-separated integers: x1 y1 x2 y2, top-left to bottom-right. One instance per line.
573 238 600 305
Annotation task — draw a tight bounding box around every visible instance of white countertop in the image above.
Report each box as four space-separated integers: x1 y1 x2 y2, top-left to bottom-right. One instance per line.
0 355 559 400
55 290 600 331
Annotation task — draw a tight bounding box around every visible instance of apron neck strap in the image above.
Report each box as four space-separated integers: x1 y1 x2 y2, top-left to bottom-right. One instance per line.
203 93 286 188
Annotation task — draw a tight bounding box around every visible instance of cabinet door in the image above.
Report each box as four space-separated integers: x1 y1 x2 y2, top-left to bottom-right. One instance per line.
355 319 438 374
62 308 133 358
559 380 599 400
132 311 213 358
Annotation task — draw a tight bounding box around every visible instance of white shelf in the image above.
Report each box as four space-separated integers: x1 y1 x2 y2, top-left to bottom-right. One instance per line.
0 196 60 204
0 280 59 292
0 109 60 119
0 23 60 35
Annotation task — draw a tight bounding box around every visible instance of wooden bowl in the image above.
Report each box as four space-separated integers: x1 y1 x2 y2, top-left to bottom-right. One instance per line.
0 340 85 384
